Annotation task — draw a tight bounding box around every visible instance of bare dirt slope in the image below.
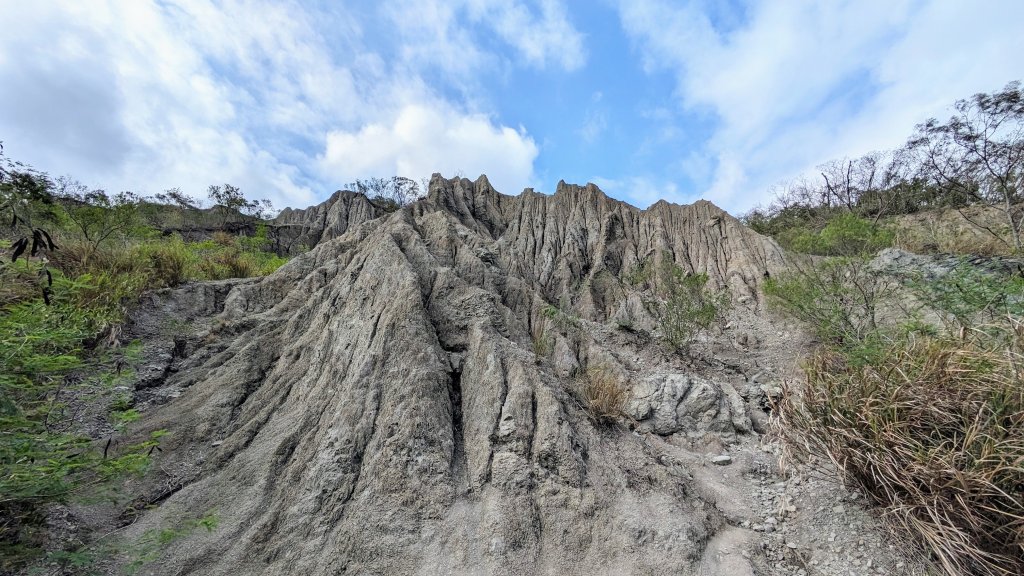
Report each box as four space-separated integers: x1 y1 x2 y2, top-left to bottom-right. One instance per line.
112 176 926 575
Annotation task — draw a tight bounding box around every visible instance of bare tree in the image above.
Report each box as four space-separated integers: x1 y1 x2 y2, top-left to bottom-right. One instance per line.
59 187 142 265
908 81 1024 251
207 184 275 224
347 176 424 210
155 187 200 210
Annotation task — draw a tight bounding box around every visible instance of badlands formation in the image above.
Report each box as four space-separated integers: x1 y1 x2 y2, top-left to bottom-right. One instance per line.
120 176 920 575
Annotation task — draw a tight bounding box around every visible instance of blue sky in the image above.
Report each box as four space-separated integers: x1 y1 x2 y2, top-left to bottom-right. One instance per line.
1 1 1022 214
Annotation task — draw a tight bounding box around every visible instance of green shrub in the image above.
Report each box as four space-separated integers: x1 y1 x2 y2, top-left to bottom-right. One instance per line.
782 213 894 257
0 276 162 569
651 259 728 353
124 511 219 573
139 238 192 288
907 262 1024 335
763 257 897 362
542 304 580 333
623 256 654 287
772 252 1024 575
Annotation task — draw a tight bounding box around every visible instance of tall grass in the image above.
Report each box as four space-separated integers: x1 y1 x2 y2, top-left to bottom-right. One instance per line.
777 325 1024 576
576 365 630 425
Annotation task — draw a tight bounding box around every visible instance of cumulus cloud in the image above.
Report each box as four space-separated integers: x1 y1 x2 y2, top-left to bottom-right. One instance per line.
617 0 1024 211
0 0 337 208
319 103 539 194
0 0 564 209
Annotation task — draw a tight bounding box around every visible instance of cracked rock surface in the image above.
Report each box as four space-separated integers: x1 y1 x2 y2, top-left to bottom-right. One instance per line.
110 176 921 575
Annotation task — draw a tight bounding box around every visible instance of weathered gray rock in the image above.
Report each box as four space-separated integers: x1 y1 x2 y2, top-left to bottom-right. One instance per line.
119 175 786 576
626 373 751 436
271 189 384 252
710 455 733 466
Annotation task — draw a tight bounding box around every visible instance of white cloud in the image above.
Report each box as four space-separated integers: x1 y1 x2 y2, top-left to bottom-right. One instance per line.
616 0 1024 212
0 0 553 210
386 0 585 79
319 103 539 194
0 0 338 208
592 176 687 209
466 0 585 71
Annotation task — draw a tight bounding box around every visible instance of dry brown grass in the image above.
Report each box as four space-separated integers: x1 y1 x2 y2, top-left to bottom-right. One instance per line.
890 205 1018 256
777 325 1024 576
576 365 630 424
211 230 235 246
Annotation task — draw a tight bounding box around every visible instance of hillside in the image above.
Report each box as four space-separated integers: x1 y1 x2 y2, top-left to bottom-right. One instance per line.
77 175 928 576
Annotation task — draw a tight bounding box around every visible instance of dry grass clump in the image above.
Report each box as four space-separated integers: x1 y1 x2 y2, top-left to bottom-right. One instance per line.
576 365 630 424
778 327 1024 576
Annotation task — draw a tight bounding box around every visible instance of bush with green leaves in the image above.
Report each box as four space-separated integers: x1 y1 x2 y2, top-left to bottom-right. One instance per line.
623 256 654 287
0 271 164 570
650 259 729 353
906 262 1024 334
770 254 1024 576
782 213 894 257
1 149 288 569
778 327 1024 576
763 257 897 361
745 83 1024 257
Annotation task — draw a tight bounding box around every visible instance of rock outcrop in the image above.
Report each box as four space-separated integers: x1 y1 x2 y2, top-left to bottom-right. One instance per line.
119 175 792 575
271 190 385 252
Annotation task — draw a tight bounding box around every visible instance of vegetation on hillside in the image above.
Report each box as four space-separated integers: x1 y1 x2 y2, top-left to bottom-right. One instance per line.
763 83 1024 576
649 257 729 353
745 81 1024 258
0 148 288 571
345 176 428 211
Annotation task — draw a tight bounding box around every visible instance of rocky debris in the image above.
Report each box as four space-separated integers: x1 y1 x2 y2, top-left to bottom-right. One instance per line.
102 175 919 575
746 458 932 576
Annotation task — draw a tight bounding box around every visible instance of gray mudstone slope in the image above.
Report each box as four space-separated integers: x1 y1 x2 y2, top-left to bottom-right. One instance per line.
271 190 386 253
122 175 790 575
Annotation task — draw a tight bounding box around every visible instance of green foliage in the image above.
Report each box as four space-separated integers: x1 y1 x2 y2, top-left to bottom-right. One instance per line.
623 256 654 287
542 304 581 333
746 83 1024 256
908 81 1024 252
124 512 219 573
56 185 146 266
208 183 274 221
651 259 729 353
0 149 286 569
907 262 1024 334
770 251 1024 575
763 257 897 363
779 330 1024 576
0 149 59 230
138 239 191 288
0 275 164 570
781 213 894 257
34 510 218 575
